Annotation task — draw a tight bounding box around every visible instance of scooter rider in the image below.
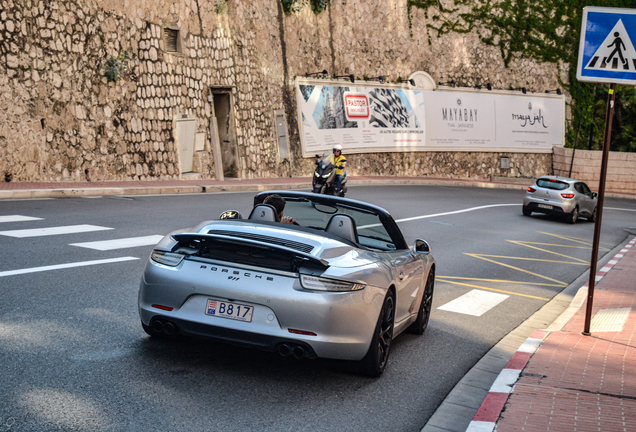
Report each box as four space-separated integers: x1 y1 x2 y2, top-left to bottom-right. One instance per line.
331 144 346 194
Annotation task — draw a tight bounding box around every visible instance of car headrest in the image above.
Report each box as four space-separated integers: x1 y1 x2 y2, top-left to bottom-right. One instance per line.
325 213 358 243
248 203 279 222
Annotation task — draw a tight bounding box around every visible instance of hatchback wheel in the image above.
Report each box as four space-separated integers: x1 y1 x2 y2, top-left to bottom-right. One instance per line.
566 206 579 224
522 206 532 216
587 207 597 222
355 291 395 377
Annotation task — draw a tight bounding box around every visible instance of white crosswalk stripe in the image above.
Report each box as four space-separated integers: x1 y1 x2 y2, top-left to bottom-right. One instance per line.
70 235 164 251
0 224 113 238
0 257 140 277
437 289 509 317
0 215 44 223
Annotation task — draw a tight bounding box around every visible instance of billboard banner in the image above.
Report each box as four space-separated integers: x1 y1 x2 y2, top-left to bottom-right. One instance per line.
495 94 564 150
295 78 564 157
296 79 427 157
424 91 564 151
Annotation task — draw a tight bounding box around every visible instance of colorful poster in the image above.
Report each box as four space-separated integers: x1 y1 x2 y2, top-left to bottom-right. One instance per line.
296 79 427 157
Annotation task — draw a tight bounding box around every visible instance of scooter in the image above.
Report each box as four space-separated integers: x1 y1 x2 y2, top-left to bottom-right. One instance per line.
312 153 347 197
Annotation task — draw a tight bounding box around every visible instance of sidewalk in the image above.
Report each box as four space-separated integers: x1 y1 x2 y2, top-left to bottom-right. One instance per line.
468 237 636 432
1 175 635 200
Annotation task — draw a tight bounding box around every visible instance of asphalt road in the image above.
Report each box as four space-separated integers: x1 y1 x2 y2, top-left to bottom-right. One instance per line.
1 185 635 432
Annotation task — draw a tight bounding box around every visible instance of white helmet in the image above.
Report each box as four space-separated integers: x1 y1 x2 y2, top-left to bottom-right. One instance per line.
333 144 342 151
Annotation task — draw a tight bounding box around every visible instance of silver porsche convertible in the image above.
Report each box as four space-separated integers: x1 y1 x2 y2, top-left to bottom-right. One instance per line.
138 191 435 376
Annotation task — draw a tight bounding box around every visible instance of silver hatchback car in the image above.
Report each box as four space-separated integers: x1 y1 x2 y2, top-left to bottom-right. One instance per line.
522 176 598 224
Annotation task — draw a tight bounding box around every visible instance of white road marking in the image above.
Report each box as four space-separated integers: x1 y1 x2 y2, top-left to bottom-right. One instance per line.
0 224 113 238
0 215 44 223
437 289 509 317
605 207 636 212
70 235 164 251
396 203 519 223
0 257 139 277
358 203 519 229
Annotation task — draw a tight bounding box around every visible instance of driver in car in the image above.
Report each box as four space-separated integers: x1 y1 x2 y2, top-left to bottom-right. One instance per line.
263 194 296 224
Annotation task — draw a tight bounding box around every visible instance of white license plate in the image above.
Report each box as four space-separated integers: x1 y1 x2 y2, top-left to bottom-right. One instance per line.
205 299 254 322
538 204 553 209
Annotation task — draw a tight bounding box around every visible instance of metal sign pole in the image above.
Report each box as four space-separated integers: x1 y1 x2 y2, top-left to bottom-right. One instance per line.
582 83 616 336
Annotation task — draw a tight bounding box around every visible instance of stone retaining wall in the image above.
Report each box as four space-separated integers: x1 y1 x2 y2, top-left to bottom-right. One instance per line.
1 0 567 183
553 146 636 194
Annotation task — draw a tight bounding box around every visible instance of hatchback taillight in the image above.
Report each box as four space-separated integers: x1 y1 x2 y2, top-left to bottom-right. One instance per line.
561 193 574 199
527 187 536 193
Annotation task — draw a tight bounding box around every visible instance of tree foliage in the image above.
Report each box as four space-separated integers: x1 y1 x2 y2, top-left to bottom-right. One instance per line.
407 0 636 152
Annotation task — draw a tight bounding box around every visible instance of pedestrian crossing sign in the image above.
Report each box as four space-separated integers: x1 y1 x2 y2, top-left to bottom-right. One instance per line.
577 7 636 85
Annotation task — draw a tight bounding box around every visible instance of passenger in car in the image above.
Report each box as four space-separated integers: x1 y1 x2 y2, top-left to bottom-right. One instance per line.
263 194 296 224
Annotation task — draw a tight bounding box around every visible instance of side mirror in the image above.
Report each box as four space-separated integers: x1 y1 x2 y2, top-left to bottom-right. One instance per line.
591 192 598 198
219 210 242 220
414 239 431 255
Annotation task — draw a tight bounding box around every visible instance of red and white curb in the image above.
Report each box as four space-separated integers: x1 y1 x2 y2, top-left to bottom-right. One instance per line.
465 237 635 432
466 330 549 432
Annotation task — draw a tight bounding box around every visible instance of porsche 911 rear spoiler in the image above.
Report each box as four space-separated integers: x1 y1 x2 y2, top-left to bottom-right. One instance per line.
170 233 329 273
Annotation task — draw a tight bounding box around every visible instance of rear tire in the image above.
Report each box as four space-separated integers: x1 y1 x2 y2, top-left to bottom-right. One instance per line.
522 206 532 216
566 206 578 224
407 268 435 335
354 291 395 377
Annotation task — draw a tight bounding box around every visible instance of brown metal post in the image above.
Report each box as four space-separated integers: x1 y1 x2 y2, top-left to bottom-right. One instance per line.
582 83 616 336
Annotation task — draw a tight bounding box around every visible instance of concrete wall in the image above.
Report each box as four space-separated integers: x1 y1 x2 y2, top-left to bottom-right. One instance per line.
1 0 568 182
553 146 636 194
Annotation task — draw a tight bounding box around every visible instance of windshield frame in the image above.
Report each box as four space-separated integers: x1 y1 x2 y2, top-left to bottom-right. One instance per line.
253 191 408 251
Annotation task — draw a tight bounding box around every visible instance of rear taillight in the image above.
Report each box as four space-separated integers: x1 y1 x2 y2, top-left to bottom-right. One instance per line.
527 187 536 193
151 250 184 266
288 329 317 336
561 193 574 199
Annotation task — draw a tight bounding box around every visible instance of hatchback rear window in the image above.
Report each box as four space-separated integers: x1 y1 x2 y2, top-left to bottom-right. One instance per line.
536 178 569 190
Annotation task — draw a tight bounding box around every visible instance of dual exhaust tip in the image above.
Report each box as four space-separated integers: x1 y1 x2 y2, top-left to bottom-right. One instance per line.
152 319 178 335
151 320 307 358
277 343 308 359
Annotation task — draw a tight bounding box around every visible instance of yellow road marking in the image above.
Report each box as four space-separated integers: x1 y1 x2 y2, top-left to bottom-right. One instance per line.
511 241 593 249
464 253 569 286
437 276 567 287
506 240 589 263
466 254 589 265
436 278 551 301
538 231 613 248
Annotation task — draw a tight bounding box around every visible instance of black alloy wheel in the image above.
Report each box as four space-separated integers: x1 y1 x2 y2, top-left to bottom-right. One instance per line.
407 268 435 335
355 291 395 377
522 206 532 216
588 207 597 222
